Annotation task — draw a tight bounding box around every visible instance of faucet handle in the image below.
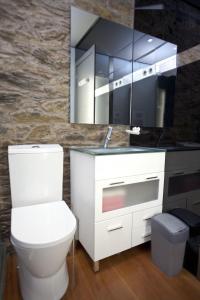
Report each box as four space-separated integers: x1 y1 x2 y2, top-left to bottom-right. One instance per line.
126 127 140 135
107 126 113 140
103 126 113 148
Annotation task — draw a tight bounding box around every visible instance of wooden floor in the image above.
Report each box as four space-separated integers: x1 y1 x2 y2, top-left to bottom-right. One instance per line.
4 243 200 300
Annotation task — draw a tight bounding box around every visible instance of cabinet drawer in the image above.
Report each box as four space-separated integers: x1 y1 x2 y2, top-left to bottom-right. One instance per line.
95 152 165 180
94 214 132 260
132 225 152 247
165 151 200 172
133 205 162 228
163 197 187 212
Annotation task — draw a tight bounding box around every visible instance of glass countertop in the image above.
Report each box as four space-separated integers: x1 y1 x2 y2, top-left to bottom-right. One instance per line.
157 145 200 152
70 146 166 156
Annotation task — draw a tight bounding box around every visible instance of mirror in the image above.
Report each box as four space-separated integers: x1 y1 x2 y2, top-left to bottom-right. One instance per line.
70 6 133 125
132 1 178 127
70 4 184 127
132 0 200 128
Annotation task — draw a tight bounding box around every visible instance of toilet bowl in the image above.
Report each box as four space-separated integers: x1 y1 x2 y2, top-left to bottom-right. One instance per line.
8 144 76 300
11 201 76 300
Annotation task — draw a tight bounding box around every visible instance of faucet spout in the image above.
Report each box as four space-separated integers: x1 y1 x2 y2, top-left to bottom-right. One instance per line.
103 126 113 148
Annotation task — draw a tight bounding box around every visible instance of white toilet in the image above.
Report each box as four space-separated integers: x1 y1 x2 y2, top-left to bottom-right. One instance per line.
8 144 76 300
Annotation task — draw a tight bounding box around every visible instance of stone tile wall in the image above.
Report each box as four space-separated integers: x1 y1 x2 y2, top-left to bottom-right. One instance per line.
0 0 134 244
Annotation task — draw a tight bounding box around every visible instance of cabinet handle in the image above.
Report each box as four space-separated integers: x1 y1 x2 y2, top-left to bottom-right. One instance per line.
194 201 200 206
110 181 125 186
173 172 184 176
143 212 160 221
142 233 151 238
107 224 123 232
146 176 158 180
143 216 153 221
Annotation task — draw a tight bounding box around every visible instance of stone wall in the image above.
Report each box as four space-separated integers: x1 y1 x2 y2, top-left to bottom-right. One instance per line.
0 0 133 243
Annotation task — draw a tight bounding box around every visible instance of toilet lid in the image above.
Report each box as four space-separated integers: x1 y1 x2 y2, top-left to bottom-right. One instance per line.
11 201 76 248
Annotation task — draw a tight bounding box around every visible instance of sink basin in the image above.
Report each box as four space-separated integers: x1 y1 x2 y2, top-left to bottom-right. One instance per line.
71 146 165 155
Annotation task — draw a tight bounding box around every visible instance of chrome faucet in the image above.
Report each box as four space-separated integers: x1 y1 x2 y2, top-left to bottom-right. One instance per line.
103 126 113 148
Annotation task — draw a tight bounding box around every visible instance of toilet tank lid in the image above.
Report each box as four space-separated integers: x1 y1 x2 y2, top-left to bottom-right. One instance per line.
8 144 63 154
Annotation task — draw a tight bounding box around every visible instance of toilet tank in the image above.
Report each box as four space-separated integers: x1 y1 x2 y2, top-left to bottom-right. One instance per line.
8 144 63 208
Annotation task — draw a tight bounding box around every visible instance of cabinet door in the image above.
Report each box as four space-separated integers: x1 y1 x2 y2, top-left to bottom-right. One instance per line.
132 206 162 247
187 190 200 216
132 205 162 228
95 172 164 221
167 170 200 196
164 169 200 213
132 226 152 247
94 214 132 261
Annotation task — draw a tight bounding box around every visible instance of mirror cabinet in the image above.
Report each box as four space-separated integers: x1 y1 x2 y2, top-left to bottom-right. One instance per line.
70 1 200 127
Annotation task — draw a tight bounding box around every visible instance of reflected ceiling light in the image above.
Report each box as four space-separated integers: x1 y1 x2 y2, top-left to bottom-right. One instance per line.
135 4 165 10
78 78 90 87
148 38 153 43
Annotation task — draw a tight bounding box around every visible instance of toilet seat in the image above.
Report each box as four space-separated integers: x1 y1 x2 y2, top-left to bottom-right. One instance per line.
11 201 76 249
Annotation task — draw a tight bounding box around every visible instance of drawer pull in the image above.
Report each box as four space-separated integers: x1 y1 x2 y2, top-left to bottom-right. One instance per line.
107 224 123 232
146 176 158 180
194 201 200 206
142 233 151 238
110 181 125 186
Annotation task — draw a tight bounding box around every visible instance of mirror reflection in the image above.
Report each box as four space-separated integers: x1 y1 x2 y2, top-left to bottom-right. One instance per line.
70 5 178 126
132 30 177 127
70 6 133 125
132 1 178 127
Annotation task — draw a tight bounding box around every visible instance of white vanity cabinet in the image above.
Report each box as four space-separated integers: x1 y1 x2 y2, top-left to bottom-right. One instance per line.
70 149 165 270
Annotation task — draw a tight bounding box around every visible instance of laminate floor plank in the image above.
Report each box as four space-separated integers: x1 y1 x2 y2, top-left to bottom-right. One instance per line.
4 244 200 300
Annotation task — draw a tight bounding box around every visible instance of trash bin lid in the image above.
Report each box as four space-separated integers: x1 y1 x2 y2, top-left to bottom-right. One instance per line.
169 208 200 237
151 213 189 243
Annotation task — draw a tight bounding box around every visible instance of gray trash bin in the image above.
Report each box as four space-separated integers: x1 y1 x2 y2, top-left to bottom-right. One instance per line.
151 213 189 276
